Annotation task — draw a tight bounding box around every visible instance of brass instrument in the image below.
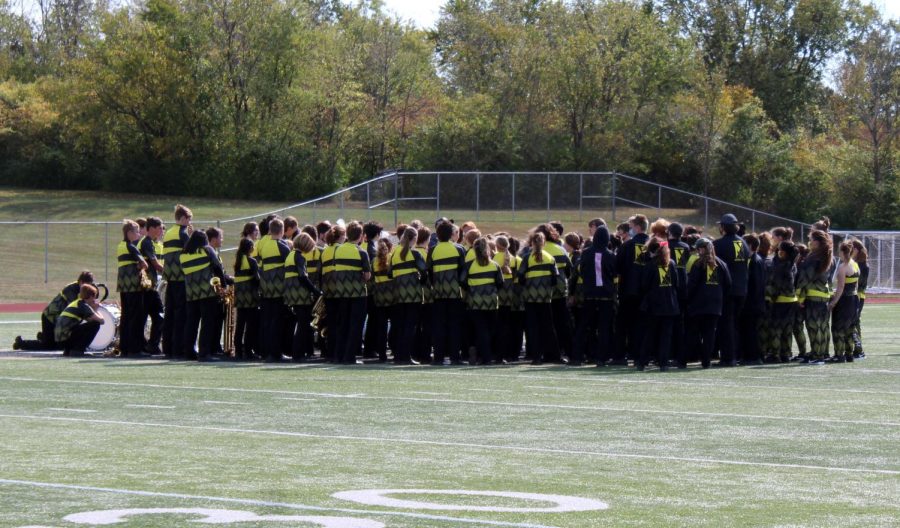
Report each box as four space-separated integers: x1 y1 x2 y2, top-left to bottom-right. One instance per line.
311 296 327 338
139 269 153 291
210 276 236 357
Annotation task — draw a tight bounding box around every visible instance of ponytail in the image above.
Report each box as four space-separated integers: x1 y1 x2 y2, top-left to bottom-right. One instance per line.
234 238 254 274
530 232 545 262
495 236 512 275
474 237 491 266
399 227 417 260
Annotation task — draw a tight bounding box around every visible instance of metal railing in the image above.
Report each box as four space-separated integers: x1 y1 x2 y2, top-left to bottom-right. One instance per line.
2 170 898 300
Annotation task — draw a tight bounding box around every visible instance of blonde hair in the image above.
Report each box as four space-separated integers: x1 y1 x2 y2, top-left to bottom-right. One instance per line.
530 232 546 262
399 226 417 260
495 235 512 275
293 233 316 253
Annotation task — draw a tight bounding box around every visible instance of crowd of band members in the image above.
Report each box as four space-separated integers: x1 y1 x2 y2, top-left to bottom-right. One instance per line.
14 204 869 368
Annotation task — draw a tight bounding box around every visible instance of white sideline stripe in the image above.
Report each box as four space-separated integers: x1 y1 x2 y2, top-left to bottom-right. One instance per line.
0 478 557 528
277 397 316 402
3 377 898 427
0 320 37 324
44 408 96 413
125 404 176 409
203 400 250 406
407 391 452 396
469 388 513 393
0 414 896 476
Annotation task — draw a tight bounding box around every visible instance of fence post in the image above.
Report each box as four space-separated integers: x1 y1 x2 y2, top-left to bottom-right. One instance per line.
436 173 441 218
340 192 345 220
892 237 896 292
704 197 709 230
475 172 481 222
579 173 584 222
313 201 317 223
511 173 516 222
657 186 662 213
105 222 110 283
366 182 370 221
611 175 617 222
752 211 756 233
546 173 551 222
44 221 49 284
800 225 805 243
393 171 399 228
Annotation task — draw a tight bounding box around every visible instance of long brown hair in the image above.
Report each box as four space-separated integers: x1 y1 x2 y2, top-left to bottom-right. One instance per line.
696 239 717 270
399 227 417 260
376 238 392 270
808 230 833 275
530 232 546 262
850 239 867 265
647 238 670 267
495 235 512 275
473 237 491 266
757 232 773 257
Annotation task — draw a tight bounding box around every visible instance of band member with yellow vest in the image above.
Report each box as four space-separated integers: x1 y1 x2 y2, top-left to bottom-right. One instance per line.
257 218 292 362
414 227 434 364
161 204 193 358
614 214 649 365
427 221 467 365
796 230 833 364
180 230 228 361
117 219 148 358
362 221 382 359
54 284 105 357
829 242 860 363
330 222 371 364
637 238 680 371
535 224 571 363
14 271 94 351
571 226 617 367
850 239 868 359
493 236 520 363
390 227 427 364
285 233 322 362
139 216 165 355
517 232 559 365
370 238 394 362
320 225 344 361
712 213 752 366
232 238 260 361
765 241 799 363
685 238 731 369
462 237 504 365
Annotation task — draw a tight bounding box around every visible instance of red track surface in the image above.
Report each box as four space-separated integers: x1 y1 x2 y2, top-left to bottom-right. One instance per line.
0 303 45 313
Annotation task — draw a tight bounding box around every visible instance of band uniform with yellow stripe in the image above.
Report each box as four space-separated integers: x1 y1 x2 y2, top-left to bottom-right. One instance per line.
390 247 425 304
116 240 143 293
518 249 557 304
464 258 504 310
330 243 368 298
233 254 259 309
161 225 189 282
428 241 466 300
180 249 217 302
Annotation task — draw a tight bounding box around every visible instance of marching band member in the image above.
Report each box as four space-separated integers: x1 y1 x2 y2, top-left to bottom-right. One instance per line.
637 238 680 371
493 235 520 364
117 219 148 358
685 238 731 369
829 242 860 363
517 231 559 365
55 284 105 357
428 221 467 365
362 221 382 359
389 227 427 364
161 204 193 358
740 234 767 365
232 237 260 361
180 230 228 361
257 218 292 362
535 224 571 363
138 217 165 355
765 241 800 363
712 214 751 367
284 233 323 362
370 238 394 362
462 236 504 365
14 271 96 351
615 215 649 365
320 226 343 362
796 230 833 364
331 222 371 364
414 227 434 364
850 240 868 358
570 226 617 367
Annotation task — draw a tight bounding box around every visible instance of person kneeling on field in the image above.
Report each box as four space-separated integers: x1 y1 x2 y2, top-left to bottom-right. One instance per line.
55 284 105 357
14 271 96 351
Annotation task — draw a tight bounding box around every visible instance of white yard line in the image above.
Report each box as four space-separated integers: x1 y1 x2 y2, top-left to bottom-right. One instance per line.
407 391 452 396
469 388 513 393
125 404 176 409
3 377 898 427
0 320 38 324
277 397 317 402
0 478 557 528
44 407 97 413
202 400 251 406
0 414 896 476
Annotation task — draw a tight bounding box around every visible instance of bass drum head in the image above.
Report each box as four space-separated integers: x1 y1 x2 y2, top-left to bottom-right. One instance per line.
88 304 120 351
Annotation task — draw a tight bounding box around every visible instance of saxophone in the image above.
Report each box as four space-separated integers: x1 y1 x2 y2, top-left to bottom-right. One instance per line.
210 276 236 357
311 295 327 338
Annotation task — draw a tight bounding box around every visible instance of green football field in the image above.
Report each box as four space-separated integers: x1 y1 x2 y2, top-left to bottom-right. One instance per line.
1 306 898 527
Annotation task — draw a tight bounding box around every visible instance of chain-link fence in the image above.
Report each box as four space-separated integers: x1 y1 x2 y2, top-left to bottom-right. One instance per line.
2 171 898 302
833 232 899 294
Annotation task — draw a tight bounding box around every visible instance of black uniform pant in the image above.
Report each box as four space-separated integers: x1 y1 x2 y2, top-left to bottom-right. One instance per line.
432 298 463 363
163 280 186 358
737 311 761 363
615 295 643 362
234 307 259 360
524 302 558 364
717 295 744 365
260 297 288 361
368 304 389 362
469 309 497 365
832 296 859 359
392 302 419 363
495 307 515 362
573 299 616 365
639 314 676 369
852 298 865 354
18 313 59 350
686 314 718 368
62 321 101 357
324 298 339 362
119 291 144 357
769 303 796 361
549 298 572 362
291 304 314 361
142 290 163 351
184 297 219 360
334 296 367 364
804 301 831 360
414 304 433 363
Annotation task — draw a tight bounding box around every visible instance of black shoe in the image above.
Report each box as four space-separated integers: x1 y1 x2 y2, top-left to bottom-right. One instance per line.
13 336 23 350
608 359 629 366
701 362 710 369
530 360 543 366
676 362 687 369
636 364 645 371
659 365 669 372
846 355 854 363
763 356 779 364
791 355 806 363
450 360 464 365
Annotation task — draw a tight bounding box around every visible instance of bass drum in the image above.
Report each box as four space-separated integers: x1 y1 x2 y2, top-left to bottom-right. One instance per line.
88 303 121 351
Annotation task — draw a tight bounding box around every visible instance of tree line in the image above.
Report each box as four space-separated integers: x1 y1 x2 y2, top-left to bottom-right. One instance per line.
0 0 897 228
